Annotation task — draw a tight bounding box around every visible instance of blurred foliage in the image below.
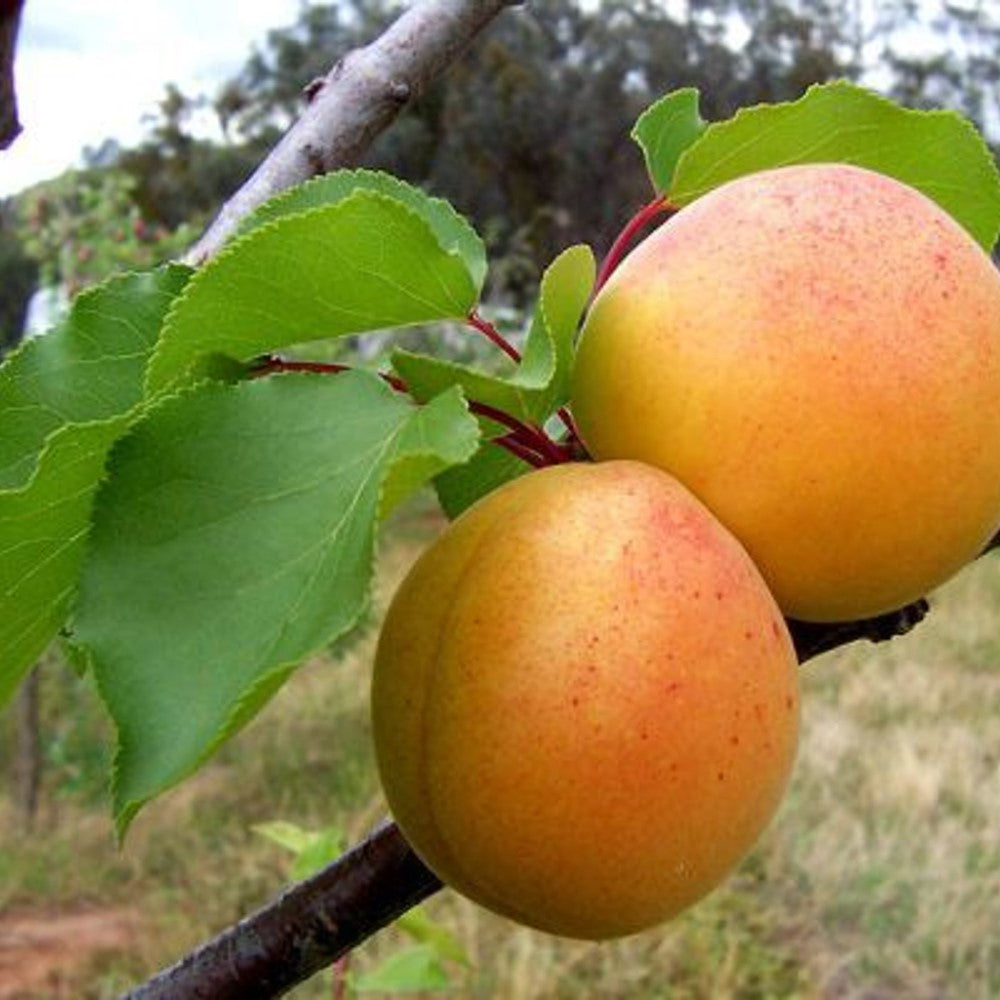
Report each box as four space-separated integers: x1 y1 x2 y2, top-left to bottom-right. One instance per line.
16 168 193 297
116 83 268 230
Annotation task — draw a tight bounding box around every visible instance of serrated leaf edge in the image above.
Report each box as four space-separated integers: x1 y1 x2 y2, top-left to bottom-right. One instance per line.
146 189 483 396
672 80 1000 248
104 373 477 837
240 167 487 288
0 263 193 491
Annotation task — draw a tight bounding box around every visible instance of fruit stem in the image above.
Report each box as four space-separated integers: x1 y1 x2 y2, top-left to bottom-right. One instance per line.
467 310 522 363
594 194 677 293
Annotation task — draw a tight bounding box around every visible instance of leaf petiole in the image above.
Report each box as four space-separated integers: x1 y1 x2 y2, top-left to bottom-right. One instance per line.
466 309 521 362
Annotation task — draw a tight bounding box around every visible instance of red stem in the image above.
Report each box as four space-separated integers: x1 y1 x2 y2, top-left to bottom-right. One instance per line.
467 310 521 363
332 953 349 1000
253 356 570 468
594 194 676 293
468 400 570 465
495 434 547 468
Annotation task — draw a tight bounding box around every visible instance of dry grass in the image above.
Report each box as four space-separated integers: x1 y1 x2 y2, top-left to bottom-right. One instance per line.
2 502 1000 998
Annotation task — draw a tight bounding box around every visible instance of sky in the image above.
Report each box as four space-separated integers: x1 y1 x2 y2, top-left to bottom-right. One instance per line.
0 0 308 197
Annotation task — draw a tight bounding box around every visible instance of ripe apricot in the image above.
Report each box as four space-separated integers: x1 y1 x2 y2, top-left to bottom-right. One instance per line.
371 461 799 939
572 164 1000 621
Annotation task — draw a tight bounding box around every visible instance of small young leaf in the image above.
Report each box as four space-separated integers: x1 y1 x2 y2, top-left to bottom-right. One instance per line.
0 265 191 491
631 87 706 194
395 906 470 967
289 830 345 881
240 168 487 292
251 820 317 856
352 944 452 993
392 243 595 424
72 371 479 836
146 192 481 393
252 821 346 880
670 81 1000 250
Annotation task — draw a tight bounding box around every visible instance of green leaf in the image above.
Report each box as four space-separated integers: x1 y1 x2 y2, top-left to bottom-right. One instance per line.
252 820 346 880
392 244 595 424
251 820 317 856
240 169 487 292
289 830 345 881
146 192 482 393
631 87 706 194
0 265 192 491
433 441 526 520
353 944 452 994
0 418 129 706
0 267 192 707
670 81 1000 250
395 906 470 967
72 371 478 836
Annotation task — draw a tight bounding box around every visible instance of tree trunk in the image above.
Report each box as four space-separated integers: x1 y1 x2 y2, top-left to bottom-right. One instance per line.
13 666 41 832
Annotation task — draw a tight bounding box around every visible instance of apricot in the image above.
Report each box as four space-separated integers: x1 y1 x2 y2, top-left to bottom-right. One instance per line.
571 163 1000 622
371 461 799 939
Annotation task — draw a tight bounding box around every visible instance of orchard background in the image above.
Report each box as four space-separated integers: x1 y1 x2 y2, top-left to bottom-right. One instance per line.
1 1 1000 997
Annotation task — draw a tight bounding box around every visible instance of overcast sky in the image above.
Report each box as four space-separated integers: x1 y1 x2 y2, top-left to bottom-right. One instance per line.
0 0 308 197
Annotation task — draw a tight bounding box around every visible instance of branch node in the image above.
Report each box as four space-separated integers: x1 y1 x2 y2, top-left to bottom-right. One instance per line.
388 79 412 103
303 77 326 103
301 142 327 177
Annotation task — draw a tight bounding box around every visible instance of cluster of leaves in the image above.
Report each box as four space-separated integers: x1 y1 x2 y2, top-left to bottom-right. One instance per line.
1 82 999 843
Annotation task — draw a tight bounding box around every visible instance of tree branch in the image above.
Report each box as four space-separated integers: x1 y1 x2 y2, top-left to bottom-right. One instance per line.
0 0 24 150
185 0 524 264
123 821 442 1000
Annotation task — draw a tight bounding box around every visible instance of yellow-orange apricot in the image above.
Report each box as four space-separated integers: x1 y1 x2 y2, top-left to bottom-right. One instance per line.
572 164 1000 621
371 461 799 939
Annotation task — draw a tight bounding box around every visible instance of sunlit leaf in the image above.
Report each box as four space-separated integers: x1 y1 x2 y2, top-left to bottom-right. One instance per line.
670 81 1000 249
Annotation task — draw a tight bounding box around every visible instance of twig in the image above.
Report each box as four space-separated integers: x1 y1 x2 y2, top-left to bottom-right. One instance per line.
788 600 930 663
186 0 524 264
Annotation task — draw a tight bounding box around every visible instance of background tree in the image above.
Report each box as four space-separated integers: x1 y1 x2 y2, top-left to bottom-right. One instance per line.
0 197 36 353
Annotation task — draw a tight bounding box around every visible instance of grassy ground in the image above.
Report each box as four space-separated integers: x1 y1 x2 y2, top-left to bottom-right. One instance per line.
2 498 1000 998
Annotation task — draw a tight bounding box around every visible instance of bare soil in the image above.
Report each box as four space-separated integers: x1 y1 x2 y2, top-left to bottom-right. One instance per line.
0 905 142 999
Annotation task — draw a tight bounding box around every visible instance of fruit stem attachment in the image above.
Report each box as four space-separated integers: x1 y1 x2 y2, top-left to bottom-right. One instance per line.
594 194 677 293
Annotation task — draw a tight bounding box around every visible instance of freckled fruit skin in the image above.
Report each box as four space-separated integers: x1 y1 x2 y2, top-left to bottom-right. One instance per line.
571 164 1000 622
371 461 799 940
